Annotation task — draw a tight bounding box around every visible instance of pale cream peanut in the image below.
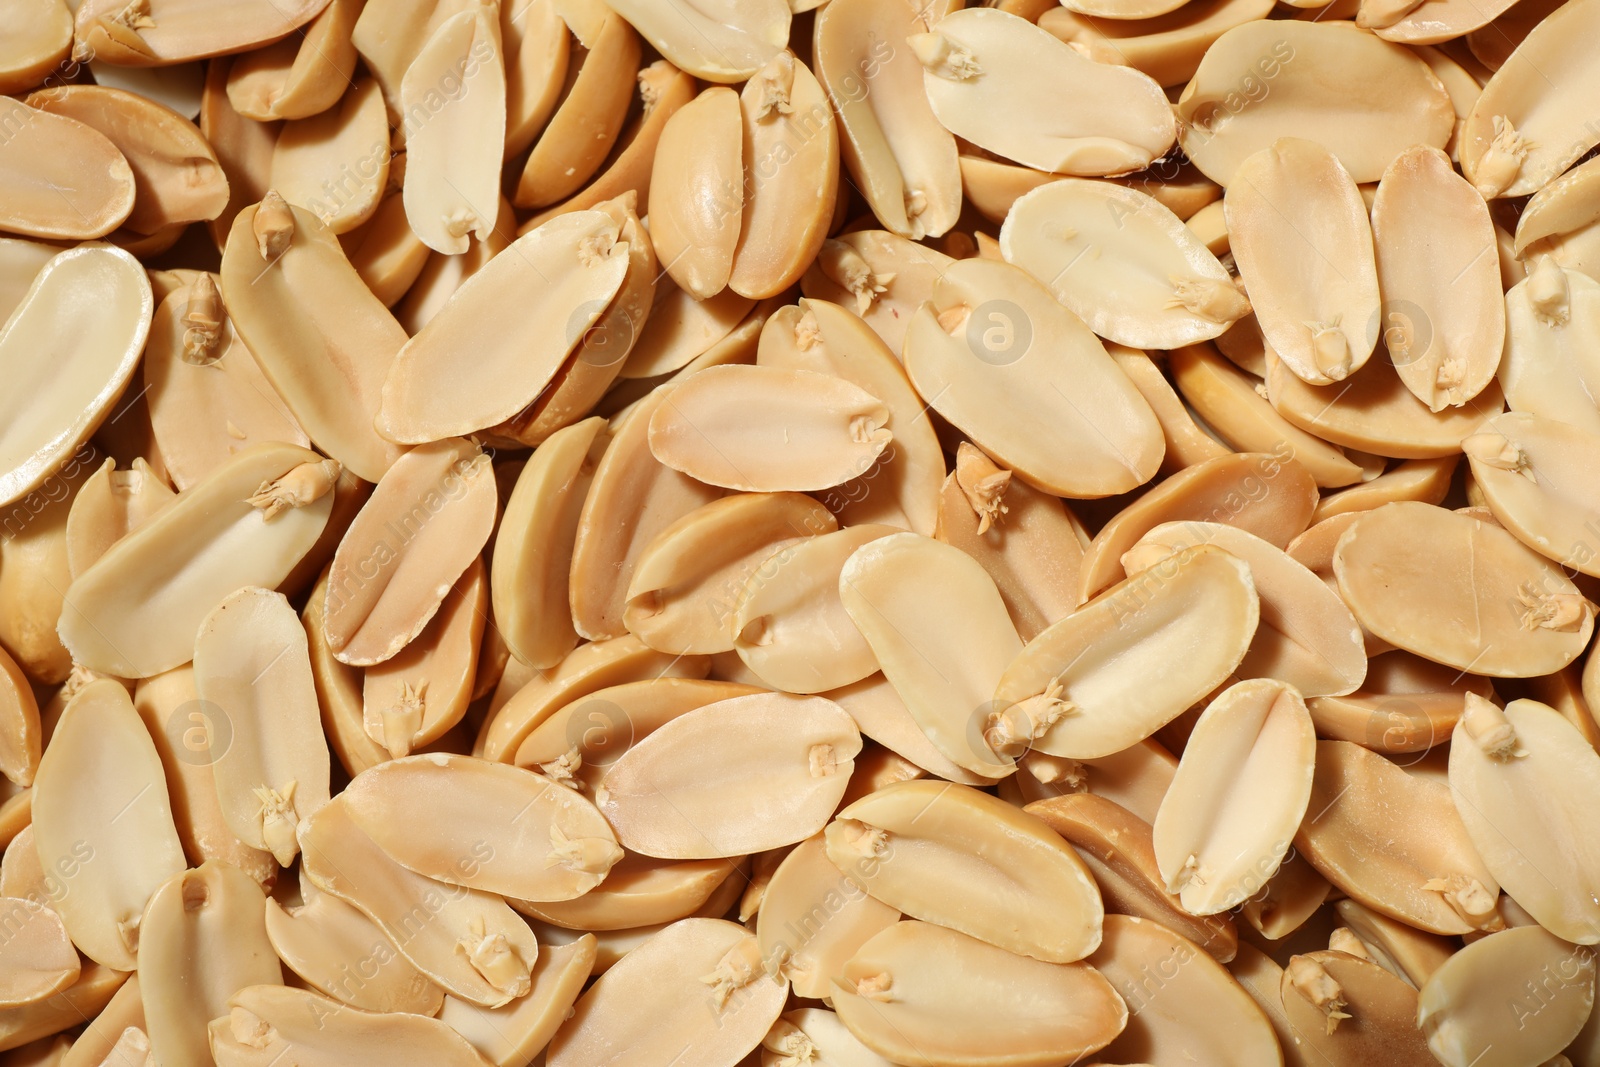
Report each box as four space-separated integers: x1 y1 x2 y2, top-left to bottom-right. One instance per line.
839 532 1021 779
1371 145 1504 411
323 437 494 666
379 210 628 442
138 863 282 1067
1465 412 1600 576
646 365 891 494
298 794 538 1008
0 98 135 240
30 679 184 970
813 0 960 241
350 0 480 114
1225 138 1380 386
756 835 899 999
625 492 837 656
596 692 860 859
495 193 656 445
359 558 486 757
546 918 788 1067
1418 926 1596 1067
600 0 786 84
400 6 503 255
730 53 839 300
914 9 1175 177
194 586 331 867
224 0 361 122
24 85 228 236
270 77 388 235
264 867 443 1015
1001 179 1247 350
902 257 1164 498
732 524 895 694
1333 501 1594 677
60 444 334 679
1459 0 1600 198
219 197 407 483
1089 914 1278 1065
1126 520 1366 696
339 752 621 901
825 780 1103 964
72 0 333 65
209 983 488 1067
648 86 742 301
1152 678 1316 916
831 920 1125 1067
995 544 1259 760
511 676 761 788
1177 21 1454 185
1449 696 1600 944
0 246 151 509
438 933 595 1067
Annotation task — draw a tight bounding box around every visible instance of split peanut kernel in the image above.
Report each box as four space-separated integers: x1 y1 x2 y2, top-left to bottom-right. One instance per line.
3 1 1598 1059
